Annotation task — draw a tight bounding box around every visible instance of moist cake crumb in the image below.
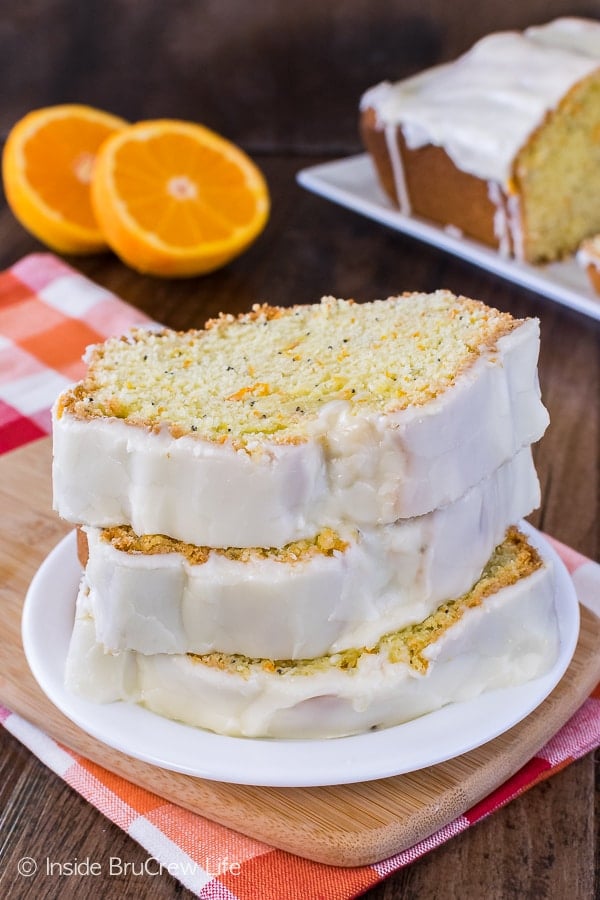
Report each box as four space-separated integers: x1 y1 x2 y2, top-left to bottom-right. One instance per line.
57 293 518 447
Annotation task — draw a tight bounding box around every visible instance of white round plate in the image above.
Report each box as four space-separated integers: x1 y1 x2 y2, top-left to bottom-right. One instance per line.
22 523 579 787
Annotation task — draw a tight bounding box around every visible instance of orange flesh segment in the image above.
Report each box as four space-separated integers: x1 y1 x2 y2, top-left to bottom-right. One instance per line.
112 134 258 247
23 117 119 229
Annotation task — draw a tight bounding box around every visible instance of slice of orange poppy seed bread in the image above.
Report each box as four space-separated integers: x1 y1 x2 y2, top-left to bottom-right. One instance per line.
52 292 548 548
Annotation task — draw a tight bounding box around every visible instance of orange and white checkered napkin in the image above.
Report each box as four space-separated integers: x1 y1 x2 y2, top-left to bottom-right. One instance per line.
2 253 600 899
0 253 151 450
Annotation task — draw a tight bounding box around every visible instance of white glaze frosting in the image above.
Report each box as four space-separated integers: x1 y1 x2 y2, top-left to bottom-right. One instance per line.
487 181 511 256
52 318 548 548
65 556 559 739
82 447 539 659
525 17 600 57
361 18 600 187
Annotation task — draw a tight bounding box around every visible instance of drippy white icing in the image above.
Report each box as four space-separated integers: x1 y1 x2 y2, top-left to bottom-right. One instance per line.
82 447 539 659
507 194 525 260
361 19 600 186
577 235 600 269
487 181 511 257
52 318 548 548
384 123 411 212
526 17 600 58
65 555 559 739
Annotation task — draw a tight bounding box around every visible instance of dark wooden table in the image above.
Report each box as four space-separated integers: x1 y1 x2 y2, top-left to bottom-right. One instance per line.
1 2 599 897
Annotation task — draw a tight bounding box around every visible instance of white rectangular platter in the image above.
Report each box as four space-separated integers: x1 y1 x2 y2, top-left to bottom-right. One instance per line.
297 154 600 323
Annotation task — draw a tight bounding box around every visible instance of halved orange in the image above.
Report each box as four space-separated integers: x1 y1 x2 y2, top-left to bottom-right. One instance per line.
90 119 270 277
2 104 128 254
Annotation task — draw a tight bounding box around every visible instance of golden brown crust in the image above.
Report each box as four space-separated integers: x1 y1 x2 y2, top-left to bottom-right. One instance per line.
360 106 501 249
76 526 89 568
585 262 600 294
204 299 358 332
359 107 401 206
89 524 350 566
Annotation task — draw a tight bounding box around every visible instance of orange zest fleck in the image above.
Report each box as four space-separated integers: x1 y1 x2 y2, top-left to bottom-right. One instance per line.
226 382 272 401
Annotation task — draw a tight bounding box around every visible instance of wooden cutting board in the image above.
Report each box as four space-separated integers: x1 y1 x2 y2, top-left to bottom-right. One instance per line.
1 437 600 867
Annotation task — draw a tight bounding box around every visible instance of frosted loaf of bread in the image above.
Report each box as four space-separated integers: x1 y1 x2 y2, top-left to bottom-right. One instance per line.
360 18 600 263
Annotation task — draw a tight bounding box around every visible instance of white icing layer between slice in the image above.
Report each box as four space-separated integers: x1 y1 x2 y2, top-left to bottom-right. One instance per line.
83 448 539 659
65 556 559 739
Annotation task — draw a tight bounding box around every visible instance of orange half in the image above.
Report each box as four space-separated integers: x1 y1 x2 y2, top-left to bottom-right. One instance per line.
2 104 128 254
90 119 270 277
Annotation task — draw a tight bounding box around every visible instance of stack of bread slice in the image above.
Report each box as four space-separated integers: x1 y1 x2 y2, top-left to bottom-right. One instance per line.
54 292 560 738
